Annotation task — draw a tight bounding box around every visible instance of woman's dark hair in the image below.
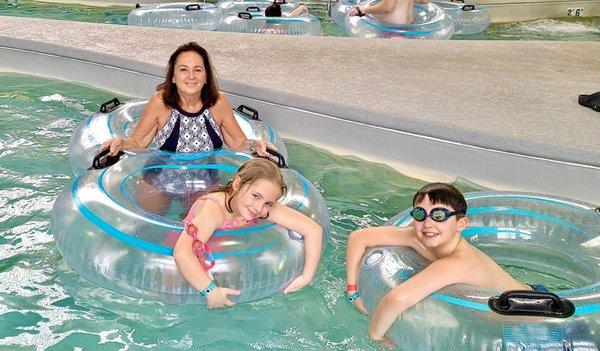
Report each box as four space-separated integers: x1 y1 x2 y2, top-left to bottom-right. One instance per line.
265 1 282 17
156 42 220 110
413 183 467 218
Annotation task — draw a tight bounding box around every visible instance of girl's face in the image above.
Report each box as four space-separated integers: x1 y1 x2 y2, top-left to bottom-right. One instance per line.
172 51 206 97
233 179 282 220
412 195 467 249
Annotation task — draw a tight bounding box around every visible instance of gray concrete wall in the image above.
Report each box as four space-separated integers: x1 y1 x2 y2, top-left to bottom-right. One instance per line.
1 16 599 204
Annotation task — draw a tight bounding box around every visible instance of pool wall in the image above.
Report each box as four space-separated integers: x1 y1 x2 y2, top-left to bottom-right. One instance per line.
1 16 599 204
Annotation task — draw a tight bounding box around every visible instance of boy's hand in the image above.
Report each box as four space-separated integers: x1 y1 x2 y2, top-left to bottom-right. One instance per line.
283 274 311 294
206 286 240 308
378 334 397 349
353 298 368 314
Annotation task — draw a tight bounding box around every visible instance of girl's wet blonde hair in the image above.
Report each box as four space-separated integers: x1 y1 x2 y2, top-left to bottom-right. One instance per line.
211 158 287 214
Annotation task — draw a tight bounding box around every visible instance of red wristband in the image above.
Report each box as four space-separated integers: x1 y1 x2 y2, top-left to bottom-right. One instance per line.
347 284 358 291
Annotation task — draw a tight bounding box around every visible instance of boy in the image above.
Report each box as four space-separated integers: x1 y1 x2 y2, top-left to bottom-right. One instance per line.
345 183 532 344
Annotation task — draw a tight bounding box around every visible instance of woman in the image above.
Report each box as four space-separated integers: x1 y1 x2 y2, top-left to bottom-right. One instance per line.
101 41 272 156
101 42 274 214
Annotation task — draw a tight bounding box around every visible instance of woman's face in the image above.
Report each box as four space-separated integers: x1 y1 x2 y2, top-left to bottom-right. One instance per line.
172 50 206 97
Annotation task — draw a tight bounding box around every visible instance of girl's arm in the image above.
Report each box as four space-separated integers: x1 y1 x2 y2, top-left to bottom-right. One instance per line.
368 256 463 340
346 226 415 313
211 95 275 156
268 203 323 293
172 199 240 308
100 92 167 155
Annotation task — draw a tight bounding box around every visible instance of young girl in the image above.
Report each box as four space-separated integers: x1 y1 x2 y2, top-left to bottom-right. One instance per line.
173 157 323 308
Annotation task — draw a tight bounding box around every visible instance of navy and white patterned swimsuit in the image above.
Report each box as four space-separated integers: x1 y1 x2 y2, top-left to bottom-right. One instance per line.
154 105 223 152
145 106 224 197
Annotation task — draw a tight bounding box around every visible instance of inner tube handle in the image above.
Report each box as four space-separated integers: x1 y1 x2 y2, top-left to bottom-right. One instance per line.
253 148 287 168
236 105 260 120
488 290 575 318
238 12 253 19
462 4 475 11
246 6 261 12
99 97 121 113
89 148 124 170
186 4 201 11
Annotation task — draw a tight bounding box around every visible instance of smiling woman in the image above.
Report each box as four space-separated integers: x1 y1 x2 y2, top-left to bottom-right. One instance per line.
101 42 272 157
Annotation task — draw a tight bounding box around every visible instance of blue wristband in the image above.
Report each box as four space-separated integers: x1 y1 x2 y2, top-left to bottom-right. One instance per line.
199 280 217 297
347 291 361 302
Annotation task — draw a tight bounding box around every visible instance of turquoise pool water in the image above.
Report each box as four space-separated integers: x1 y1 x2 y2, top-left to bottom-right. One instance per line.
0 73 577 350
1 0 599 40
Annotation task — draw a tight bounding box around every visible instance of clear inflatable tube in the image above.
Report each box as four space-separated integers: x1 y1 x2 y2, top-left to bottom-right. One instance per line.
127 2 222 30
52 150 330 304
359 192 600 350
217 0 299 14
330 0 360 27
68 100 288 176
219 12 322 36
345 2 454 39
435 1 490 35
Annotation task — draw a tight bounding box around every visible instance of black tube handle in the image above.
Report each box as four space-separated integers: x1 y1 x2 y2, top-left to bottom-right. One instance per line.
89 148 124 170
253 148 287 168
186 4 201 10
274 0 287 4
246 6 260 12
236 105 260 120
462 4 475 11
450 0 465 2
99 98 121 113
238 12 253 19
488 290 575 318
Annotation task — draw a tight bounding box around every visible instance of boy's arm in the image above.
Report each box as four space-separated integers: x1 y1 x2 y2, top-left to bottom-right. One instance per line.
268 203 323 293
368 257 463 340
346 226 415 289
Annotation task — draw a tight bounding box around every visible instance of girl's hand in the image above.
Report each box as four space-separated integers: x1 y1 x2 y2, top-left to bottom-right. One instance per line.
100 137 124 156
251 139 276 157
206 286 240 308
283 274 312 294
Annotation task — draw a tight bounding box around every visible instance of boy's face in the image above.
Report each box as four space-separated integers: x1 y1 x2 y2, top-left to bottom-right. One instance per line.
412 195 467 249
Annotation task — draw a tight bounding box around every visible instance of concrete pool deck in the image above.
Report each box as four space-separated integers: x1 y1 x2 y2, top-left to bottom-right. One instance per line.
1 16 599 203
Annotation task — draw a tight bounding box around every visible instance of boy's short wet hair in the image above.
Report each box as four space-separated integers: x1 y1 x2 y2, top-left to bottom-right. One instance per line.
413 183 467 218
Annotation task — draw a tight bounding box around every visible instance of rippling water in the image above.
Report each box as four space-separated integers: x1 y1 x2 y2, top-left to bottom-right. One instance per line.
1 0 599 40
0 72 430 350
0 72 579 350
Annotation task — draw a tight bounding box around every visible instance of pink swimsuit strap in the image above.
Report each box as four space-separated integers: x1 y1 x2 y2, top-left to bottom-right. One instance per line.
185 196 258 230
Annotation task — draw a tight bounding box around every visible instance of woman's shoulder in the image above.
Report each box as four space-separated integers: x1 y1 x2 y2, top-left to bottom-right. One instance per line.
146 92 172 115
208 95 233 122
